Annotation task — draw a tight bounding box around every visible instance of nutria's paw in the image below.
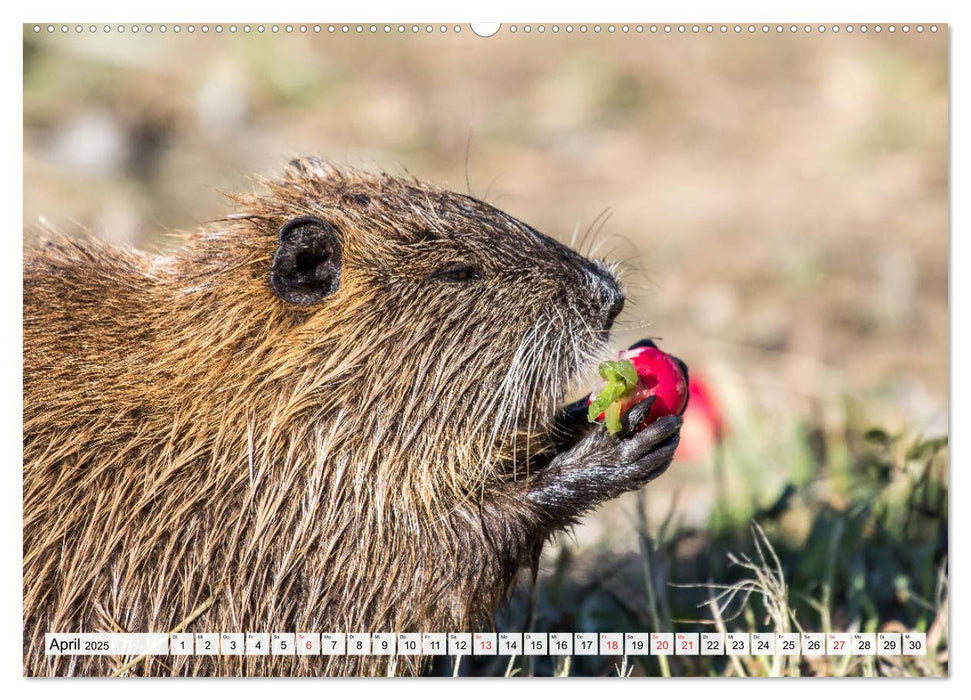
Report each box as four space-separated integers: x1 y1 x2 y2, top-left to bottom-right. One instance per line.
565 408 681 485
549 395 595 451
525 402 681 522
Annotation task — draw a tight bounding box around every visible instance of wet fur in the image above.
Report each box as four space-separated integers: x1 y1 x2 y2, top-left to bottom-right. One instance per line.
23 159 678 676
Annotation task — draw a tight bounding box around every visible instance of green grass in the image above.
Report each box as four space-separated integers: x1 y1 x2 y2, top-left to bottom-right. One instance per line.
452 406 948 678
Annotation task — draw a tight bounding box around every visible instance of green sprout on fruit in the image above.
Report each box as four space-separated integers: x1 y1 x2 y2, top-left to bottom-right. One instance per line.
587 359 638 435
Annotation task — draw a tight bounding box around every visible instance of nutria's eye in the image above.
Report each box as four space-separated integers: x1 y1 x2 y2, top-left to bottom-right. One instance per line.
432 262 483 283
271 216 342 305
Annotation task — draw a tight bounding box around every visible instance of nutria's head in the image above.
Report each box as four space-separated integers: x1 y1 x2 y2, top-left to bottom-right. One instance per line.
184 158 625 502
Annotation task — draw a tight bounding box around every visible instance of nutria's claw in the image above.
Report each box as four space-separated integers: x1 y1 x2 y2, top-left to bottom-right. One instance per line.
555 395 590 425
618 396 656 438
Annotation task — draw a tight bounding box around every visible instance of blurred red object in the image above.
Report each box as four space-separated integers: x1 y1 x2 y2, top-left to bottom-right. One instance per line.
675 374 725 461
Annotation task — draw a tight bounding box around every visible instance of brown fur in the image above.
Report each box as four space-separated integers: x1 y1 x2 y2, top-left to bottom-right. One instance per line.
23 159 630 676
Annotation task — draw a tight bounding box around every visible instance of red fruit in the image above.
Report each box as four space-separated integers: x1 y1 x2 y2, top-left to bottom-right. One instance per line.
589 346 689 432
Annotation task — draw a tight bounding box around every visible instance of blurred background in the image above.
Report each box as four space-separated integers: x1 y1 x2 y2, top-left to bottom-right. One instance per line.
23 25 948 676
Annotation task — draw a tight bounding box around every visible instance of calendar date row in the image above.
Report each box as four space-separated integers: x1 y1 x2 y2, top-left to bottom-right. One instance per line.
46 631 927 658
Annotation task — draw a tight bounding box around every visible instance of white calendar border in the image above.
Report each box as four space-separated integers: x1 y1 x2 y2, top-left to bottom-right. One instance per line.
7 0 959 696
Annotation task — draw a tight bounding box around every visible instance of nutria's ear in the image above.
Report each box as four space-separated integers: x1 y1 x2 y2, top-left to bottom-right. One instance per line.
271 216 342 305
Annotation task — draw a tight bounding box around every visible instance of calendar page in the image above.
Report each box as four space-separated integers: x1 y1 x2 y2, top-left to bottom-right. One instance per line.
21 11 948 681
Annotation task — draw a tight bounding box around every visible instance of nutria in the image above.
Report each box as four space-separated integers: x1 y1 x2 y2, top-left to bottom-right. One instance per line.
23 158 681 676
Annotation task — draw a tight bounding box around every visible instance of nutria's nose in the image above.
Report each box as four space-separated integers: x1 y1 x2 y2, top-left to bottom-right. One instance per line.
606 292 626 324
585 260 624 327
